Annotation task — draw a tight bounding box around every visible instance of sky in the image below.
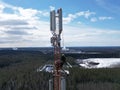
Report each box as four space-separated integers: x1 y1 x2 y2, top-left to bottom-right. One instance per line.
0 0 120 47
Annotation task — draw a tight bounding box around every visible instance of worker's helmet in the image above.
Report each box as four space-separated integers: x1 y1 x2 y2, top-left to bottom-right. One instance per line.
61 54 65 56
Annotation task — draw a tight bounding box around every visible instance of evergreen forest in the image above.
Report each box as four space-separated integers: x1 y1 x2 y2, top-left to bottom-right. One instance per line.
0 50 120 90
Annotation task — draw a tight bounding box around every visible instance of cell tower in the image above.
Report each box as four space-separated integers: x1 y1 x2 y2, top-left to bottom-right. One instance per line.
50 8 66 90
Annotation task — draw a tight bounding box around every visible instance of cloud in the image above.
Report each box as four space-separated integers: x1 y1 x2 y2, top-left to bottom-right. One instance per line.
0 1 119 47
90 16 113 22
18 7 39 17
63 9 113 24
0 1 51 47
90 17 97 22
5 30 29 35
49 6 55 11
0 35 24 44
0 20 28 26
63 14 77 24
0 4 5 13
77 21 82 24
63 10 95 24
63 25 120 46
83 10 96 19
99 16 113 20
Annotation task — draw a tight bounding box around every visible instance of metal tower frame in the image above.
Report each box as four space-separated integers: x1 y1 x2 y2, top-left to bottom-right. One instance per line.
50 8 65 90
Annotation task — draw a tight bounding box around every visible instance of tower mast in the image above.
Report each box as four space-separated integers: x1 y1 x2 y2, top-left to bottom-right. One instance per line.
50 8 64 90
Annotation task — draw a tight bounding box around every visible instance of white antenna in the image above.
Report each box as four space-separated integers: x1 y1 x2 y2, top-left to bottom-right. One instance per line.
57 8 62 34
50 10 56 32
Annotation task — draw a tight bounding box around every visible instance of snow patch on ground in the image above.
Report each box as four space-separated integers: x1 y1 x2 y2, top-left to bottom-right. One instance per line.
78 58 120 68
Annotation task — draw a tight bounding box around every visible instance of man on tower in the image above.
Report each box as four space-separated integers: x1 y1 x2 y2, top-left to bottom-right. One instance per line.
60 54 66 68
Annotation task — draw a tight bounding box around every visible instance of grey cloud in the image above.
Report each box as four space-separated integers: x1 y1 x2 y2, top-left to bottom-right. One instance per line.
0 38 20 44
0 40 26 44
5 30 29 35
10 26 37 30
0 40 17 44
0 35 29 44
5 26 37 31
0 20 28 26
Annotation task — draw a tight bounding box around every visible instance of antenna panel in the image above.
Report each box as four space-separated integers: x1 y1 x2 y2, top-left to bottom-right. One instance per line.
50 10 56 31
57 8 62 32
